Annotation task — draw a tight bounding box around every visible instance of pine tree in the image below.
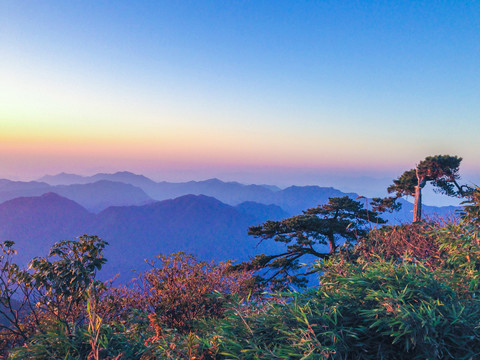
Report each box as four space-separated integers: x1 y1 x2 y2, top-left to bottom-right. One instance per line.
388 155 469 222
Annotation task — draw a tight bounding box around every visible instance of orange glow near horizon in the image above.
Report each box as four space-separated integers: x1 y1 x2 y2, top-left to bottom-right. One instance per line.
2 110 478 182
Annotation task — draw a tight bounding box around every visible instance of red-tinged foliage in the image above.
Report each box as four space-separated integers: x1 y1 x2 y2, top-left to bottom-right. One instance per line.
99 252 261 333
0 236 108 355
358 222 441 268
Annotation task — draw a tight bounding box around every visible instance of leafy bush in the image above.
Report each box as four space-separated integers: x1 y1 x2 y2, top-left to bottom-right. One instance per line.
27 236 108 331
9 320 145 360
0 241 32 354
101 252 259 333
458 186 480 226
3 236 110 359
216 257 480 359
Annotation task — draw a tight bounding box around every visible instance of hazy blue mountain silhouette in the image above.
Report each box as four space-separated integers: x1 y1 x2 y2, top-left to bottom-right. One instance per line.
91 195 284 280
40 172 277 204
0 193 95 265
38 171 460 221
52 180 153 212
38 172 358 214
0 180 51 203
0 193 286 282
38 172 92 185
0 179 153 213
235 202 289 222
40 171 156 187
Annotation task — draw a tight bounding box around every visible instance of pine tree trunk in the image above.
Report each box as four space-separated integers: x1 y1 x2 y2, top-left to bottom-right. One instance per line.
413 167 427 223
413 185 422 222
328 232 336 253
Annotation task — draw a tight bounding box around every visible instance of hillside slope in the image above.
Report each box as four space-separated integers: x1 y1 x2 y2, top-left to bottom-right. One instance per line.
0 194 285 282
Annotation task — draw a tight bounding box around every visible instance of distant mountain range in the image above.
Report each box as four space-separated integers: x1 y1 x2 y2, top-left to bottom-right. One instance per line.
0 179 153 213
40 171 286 208
36 171 363 215
37 171 458 219
2 172 354 214
0 192 287 282
0 172 458 282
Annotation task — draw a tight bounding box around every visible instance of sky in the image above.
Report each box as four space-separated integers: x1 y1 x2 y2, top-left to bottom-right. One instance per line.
1 1 479 203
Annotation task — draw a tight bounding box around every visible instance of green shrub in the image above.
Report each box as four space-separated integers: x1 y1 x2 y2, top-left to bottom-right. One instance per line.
216 256 480 359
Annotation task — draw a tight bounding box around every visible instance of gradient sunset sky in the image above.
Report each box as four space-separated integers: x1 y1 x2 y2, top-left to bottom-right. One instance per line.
1 1 479 191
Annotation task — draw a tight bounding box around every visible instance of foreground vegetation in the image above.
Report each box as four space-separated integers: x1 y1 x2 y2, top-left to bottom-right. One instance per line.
1 186 479 359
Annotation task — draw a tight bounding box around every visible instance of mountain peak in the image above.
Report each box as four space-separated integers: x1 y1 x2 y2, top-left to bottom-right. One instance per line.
0 192 91 215
38 173 89 185
92 171 156 185
40 192 63 199
203 178 224 184
112 171 138 176
103 171 140 178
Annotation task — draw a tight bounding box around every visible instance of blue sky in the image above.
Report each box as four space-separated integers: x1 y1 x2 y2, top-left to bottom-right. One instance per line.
1 1 479 203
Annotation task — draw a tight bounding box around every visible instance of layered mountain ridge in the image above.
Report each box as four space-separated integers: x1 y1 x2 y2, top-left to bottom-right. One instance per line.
0 172 458 282
0 192 287 282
